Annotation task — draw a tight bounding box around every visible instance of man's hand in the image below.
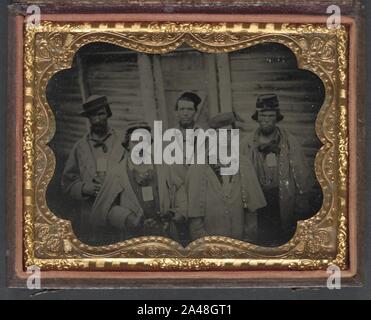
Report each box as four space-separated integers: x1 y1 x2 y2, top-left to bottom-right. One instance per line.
126 212 143 230
143 218 158 229
82 179 101 197
159 210 175 222
160 210 185 224
244 211 258 242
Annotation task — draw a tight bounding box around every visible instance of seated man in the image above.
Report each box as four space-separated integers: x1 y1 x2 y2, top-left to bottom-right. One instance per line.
91 122 186 243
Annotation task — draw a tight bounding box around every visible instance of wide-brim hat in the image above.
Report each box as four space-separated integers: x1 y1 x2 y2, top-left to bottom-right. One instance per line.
208 112 236 129
80 95 112 118
251 93 284 122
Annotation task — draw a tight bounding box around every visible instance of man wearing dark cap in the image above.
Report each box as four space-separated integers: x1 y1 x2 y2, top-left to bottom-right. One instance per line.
186 112 266 241
176 92 201 130
171 92 203 181
91 121 187 242
61 95 124 244
242 93 314 246
170 92 203 243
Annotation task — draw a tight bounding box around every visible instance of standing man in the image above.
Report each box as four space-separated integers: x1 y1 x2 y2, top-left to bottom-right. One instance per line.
91 122 187 243
61 95 124 245
243 93 314 246
172 91 203 182
171 92 203 244
176 91 201 132
186 113 266 241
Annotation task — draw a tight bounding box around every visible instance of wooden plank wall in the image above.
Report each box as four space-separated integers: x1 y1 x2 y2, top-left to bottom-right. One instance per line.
48 45 143 160
46 42 324 219
48 42 324 170
160 48 210 129
229 43 324 167
47 67 86 161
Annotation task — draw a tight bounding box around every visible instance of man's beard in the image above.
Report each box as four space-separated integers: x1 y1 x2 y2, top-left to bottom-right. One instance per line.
260 125 276 136
91 122 108 135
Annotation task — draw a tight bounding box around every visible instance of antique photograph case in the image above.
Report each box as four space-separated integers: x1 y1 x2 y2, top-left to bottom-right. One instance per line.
6 3 363 288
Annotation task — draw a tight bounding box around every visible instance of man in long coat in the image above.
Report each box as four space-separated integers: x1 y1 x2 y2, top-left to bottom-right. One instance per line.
186 113 267 242
242 93 315 246
91 122 187 242
171 91 203 182
170 92 204 243
61 95 124 245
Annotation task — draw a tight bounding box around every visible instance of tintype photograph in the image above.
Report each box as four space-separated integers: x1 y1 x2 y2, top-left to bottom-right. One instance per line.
46 42 324 248
6 1 362 285
1 0 368 298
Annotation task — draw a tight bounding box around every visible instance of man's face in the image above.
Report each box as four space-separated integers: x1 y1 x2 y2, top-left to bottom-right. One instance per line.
208 126 234 170
88 108 109 135
176 100 196 128
257 111 278 135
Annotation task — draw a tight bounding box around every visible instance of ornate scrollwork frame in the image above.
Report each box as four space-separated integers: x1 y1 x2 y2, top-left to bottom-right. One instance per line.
23 21 349 271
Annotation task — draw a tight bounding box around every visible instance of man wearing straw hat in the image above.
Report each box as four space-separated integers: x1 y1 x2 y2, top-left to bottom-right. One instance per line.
61 95 124 244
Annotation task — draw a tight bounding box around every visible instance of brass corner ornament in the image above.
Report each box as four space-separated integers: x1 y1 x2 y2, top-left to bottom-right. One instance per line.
23 21 349 271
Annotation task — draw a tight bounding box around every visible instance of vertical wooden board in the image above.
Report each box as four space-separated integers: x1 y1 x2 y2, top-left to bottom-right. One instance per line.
216 53 233 114
138 53 157 128
205 53 220 117
160 49 209 128
228 44 323 170
76 53 90 103
153 56 169 128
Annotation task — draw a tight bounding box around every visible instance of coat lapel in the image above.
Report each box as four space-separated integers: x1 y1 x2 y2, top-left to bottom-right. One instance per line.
78 134 97 180
156 165 171 213
205 166 223 195
120 157 142 212
108 129 125 163
90 160 126 227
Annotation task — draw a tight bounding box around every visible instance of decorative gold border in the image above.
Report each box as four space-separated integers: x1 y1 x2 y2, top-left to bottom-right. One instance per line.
23 21 349 271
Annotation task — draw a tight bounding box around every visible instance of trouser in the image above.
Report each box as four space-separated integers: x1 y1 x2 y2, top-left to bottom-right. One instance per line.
257 188 296 247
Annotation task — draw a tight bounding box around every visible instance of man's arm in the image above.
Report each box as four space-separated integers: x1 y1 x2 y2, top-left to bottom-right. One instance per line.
61 145 86 200
107 205 143 232
171 176 187 224
287 133 317 216
288 134 314 192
